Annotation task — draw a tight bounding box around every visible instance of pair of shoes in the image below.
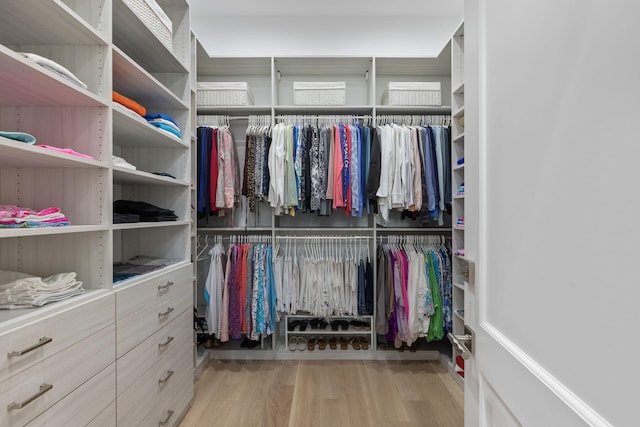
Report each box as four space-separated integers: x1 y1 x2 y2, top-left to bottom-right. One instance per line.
288 336 308 351
350 337 361 350
287 319 309 332
330 319 350 331
339 337 349 350
240 337 260 349
350 320 371 330
359 337 370 350
317 337 327 350
310 318 328 330
329 337 338 350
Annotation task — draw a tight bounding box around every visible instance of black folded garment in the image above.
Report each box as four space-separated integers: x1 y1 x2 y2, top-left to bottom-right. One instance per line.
113 213 140 223
114 200 177 221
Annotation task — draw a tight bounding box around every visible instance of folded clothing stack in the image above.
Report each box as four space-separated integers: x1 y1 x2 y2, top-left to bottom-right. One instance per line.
144 114 182 139
19 52 88 90
113 255 176 283
112 90 147 116
113 200 177 222
0 270 84 309
0 205 70 228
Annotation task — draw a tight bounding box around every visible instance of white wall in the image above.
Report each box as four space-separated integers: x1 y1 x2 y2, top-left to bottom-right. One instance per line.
479 0 640 425
193 15 461 57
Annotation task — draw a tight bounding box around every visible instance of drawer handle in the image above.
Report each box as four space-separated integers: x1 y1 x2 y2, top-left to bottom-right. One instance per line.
158 370 174 384
158 281 175 292
158 307 174 318
7 383 53 411
7 337 53 358
158 336 174 349
159 409 174 426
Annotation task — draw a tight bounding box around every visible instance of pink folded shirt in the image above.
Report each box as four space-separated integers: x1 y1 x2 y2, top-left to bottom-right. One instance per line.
36 145 94 160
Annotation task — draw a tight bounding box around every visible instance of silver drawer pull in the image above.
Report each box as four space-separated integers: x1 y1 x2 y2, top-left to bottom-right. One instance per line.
159 409 174 426
158 307 174 318
158 370 174 384
7 383 53 411
7 337 53 358
158 281 175 292
158 336 174 348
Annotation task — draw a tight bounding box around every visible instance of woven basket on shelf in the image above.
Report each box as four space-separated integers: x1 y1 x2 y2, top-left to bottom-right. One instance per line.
382 82 442 106
123 0 173 52
197 82 254 106
293 82 346 106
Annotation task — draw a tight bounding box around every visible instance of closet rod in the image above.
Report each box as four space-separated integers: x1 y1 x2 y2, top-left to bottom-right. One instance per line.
276 235 373 240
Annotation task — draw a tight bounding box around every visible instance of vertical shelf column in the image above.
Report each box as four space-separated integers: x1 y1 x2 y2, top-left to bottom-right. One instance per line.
451 22 466 384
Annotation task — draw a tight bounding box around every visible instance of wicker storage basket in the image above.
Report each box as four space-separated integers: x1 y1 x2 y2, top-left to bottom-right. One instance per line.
293 82 346 105
197 82 254 106
382 82 442 106
123 0 173 52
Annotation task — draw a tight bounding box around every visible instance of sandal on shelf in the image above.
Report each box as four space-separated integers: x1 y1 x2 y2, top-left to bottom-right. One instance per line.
307 337 317 351
330 320 341 331
340 320 349 331
299 319 309 332
297 336 308 351
362 321 371 331
288 336 298 351
329 337 338 350
287 320 300 331
339 337 349 350
319 319 329 330
350 320 363 330
359 337 369 350
317 337 327 350
350 337 361 351
309 318 321 329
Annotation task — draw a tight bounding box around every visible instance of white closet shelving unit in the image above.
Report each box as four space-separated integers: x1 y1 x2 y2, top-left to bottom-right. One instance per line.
450 21 474 387
195 43 456 362
0 0 194 425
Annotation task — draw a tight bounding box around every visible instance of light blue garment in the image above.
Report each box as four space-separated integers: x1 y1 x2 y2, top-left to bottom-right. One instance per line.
0 131 36 144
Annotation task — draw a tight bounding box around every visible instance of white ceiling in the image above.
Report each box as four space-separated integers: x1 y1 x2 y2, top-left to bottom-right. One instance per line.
190 0 463 17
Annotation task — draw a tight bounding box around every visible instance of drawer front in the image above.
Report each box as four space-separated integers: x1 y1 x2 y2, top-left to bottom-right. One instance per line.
154 368 194 427
87 401 116 427
115 265 191 320
0 292 114 383
26 363 115 427
0 324 115 427
116 266 192 358
117 336 192 426
117 308 192 394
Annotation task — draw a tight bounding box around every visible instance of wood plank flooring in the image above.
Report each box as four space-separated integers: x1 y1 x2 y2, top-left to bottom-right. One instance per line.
179 360 464 427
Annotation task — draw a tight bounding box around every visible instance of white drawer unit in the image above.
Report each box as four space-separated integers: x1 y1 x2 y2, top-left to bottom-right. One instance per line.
87 401 116 427
0 324 115 427
115 264 192 358
0 291 114 383
26 364 115 427
152 365 194 427
116 336 192 427
117 308 192 394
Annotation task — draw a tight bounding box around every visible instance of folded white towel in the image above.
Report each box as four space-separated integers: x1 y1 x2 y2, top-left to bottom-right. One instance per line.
19 52 88 90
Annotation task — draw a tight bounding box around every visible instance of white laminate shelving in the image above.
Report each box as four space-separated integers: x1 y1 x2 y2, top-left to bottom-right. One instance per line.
0 0 194 424
194 43 455 361
450 21 467 385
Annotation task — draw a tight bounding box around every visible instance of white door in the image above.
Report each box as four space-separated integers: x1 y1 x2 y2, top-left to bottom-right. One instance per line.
463 1 640 426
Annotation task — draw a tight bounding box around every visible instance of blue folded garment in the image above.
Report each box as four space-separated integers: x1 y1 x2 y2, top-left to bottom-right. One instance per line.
150 122 182 139
457 157 464 165
144 113 178 127
0 130 36 144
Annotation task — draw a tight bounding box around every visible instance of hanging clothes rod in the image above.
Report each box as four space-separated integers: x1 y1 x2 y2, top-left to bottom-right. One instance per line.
276 235 373 240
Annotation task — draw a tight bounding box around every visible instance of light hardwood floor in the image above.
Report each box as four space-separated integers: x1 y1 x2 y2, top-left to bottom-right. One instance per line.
179 360 464 427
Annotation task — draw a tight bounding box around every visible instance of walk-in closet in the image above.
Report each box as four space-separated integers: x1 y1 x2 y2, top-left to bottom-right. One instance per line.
2 0 635 426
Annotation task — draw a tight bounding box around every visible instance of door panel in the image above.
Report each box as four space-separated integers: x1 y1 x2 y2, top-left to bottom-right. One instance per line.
466 0 640 425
